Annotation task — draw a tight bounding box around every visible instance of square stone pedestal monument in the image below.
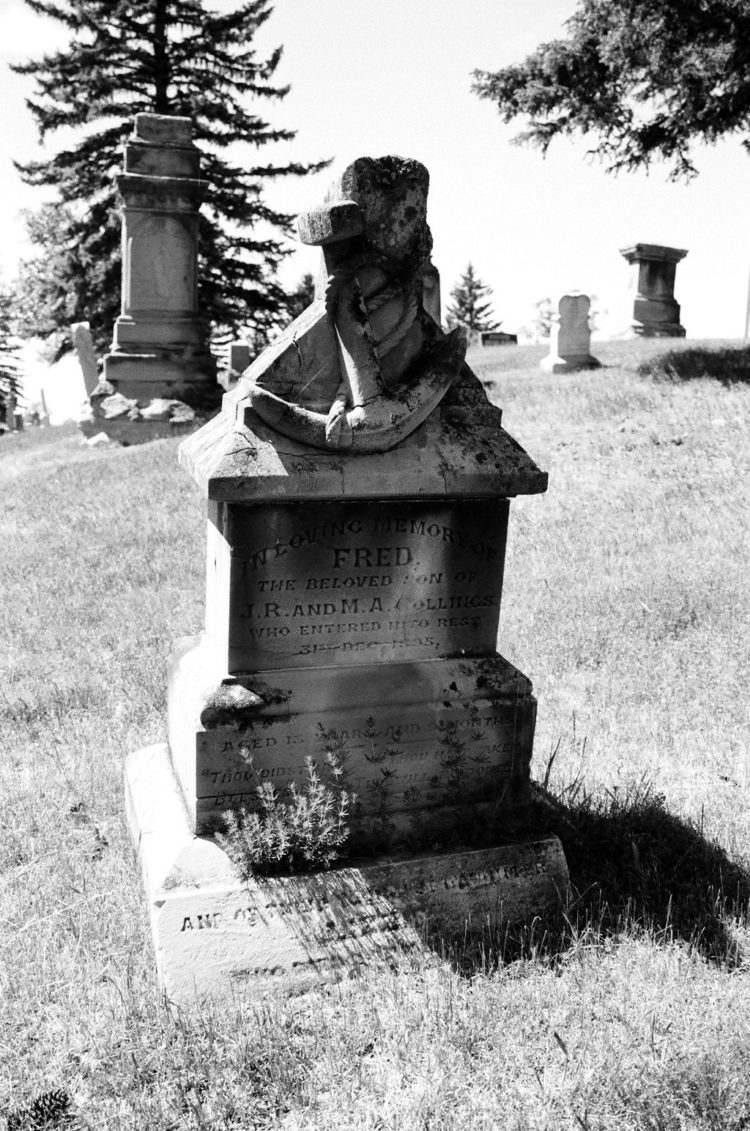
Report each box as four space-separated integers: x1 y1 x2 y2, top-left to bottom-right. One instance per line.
621 243 688 338
125 156 568 1005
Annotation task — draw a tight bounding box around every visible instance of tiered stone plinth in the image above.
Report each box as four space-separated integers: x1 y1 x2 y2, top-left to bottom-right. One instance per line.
125 363 568 1004
126 743 568 1004
84 114 220 443
621 243 688 338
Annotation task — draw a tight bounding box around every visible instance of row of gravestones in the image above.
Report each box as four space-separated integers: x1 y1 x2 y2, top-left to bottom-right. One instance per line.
485 244 688 369
215 261 687 383
74 113 675 1006
544 254 687 373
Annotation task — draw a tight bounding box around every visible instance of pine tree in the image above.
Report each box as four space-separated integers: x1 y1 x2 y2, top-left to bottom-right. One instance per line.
14 203 76 350
0 284 23 424
446 263 499 336
526 297 554 342
473 0 750 179
13 0 328 352
286 272 315 321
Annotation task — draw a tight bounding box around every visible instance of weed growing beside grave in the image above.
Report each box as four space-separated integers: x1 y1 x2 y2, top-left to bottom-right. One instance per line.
2 338 750 1128
217 753 354 877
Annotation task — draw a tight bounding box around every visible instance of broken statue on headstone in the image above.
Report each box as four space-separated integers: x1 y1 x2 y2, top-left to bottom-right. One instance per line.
125 156 568 1005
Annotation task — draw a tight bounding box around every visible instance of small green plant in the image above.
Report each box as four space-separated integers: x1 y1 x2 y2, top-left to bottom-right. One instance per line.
217 753 355 878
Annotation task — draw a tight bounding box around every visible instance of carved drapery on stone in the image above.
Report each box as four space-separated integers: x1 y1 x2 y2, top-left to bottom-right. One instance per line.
242 156 467 452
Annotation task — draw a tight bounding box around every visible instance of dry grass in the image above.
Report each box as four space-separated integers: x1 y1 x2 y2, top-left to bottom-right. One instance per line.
1 340 749 1129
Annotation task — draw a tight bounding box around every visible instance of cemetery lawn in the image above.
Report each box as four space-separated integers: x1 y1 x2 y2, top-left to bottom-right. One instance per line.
2 338 749 1130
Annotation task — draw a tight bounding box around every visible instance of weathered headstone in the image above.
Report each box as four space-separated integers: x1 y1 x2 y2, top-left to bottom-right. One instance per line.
219 342 252 390
125 156 568 1005
71 322 99 397
83 114 221 443
620 243 688 337
541 292 600 373
5 394 17 432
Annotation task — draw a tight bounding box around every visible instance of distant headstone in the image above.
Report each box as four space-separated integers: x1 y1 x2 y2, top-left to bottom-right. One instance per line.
541 293 600 373
71 322 99 397
84 113 221 443
124 155 568 1005
228 343 251 376
217 343 253 391
620 243 688 338
481 330 518 347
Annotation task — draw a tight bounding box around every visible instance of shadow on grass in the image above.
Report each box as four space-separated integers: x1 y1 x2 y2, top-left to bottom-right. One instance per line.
636 344 750 384
445 780 750 973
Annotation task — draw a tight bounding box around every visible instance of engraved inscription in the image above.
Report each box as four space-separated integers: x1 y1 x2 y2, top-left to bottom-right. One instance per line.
169 842 565 988
195 697 530 817
225 500 508 670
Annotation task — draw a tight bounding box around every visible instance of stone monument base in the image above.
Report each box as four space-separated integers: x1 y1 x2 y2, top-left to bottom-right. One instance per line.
167 635 541 842
125 742 569 1006
79 375 222 446
627 321 686 339
539 353 601 374
79 412 202 446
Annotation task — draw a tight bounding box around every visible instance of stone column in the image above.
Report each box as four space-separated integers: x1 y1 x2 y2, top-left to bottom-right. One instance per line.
91 113 220 442
620 243 688 338
540 292 600 373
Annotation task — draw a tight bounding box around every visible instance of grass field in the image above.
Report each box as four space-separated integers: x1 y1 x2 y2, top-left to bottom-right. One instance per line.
2 338 749 1129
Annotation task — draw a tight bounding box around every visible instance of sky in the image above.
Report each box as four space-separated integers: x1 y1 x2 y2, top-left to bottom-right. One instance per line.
1 0 750 340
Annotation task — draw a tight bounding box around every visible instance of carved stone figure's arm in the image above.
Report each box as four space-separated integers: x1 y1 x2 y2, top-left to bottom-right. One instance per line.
298 199 385 413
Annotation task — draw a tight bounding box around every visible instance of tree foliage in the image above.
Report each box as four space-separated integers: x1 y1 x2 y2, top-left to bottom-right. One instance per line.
472 0 750 179
0 285 23 421
14 203 77 350
14 0 327 352
286 272 316 321
523 297 555 343
446 263 499 335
